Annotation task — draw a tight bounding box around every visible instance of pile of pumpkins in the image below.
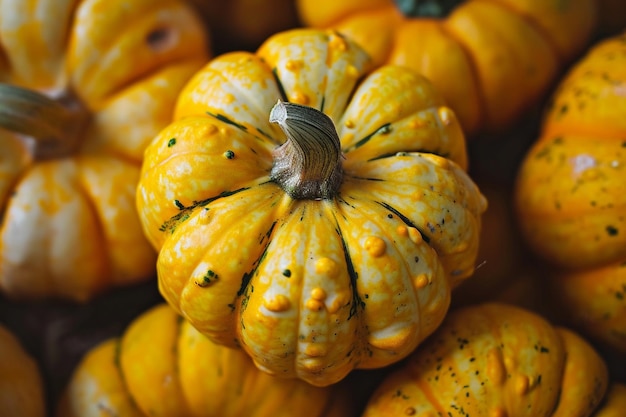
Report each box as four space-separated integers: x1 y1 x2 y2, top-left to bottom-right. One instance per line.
0 0 624 416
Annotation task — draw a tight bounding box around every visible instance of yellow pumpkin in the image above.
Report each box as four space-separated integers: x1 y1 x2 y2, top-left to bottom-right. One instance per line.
515 32 626 270
136 28 487 386
0 0 210 302
57 303 353 417
295 0 597 136
0 324 45 417
593 383 626 417
514 32 626 353
361 302 609 417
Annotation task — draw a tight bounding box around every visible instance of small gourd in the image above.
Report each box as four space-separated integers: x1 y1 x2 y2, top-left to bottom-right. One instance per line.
136 28 486 386
0 0 210 301
295 0 597 136
361 302 609 417
57 303 353 417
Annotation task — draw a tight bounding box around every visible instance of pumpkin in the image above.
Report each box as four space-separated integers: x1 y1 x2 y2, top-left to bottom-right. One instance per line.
547 260 626 354
0 0 210 302
56 303 353 417
361 302 609 417
187 0 299 52
514 32 626 270
593 383 626 417
0 323 46 417
514 32 626 353
295 0 597 136
136 28 487 386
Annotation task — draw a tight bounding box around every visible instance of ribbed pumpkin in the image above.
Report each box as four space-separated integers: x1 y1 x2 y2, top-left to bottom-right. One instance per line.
0 324 45 417
56 303 353 417
514 32 626 353
0 0 209 302
361 302 609 417
295 0 597 136
136 28 486 386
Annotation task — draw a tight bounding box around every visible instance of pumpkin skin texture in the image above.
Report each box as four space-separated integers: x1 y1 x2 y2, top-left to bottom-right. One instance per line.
514 33 626 353
547 260 626 354
0 0 210 302
0 324 46 417
136 28 486 386
295 0 597 136
593 383 626 417
514 32 626 271
360 303 609 417
57 303 354 417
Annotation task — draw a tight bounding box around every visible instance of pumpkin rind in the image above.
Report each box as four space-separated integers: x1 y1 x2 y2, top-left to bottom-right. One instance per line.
0 324 46 417
514 32 626 354
0 0 209 301
295 0 597 135
57 304 354 417
593 383 626 417
137 28 486 386
361 303 609 417
515 32 626 269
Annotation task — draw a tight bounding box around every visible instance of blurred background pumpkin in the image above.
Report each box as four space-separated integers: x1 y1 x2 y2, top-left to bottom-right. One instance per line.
294 0 598 137
0 0 210 302
514 31 626 360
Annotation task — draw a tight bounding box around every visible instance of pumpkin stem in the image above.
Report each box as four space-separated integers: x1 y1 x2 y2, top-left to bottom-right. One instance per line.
269 100 343 200
0 83 89 160
394 0 460 17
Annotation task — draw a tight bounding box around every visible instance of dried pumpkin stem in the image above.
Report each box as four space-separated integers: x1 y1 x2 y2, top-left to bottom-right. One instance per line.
269 100 343 200
0 83 88 159
394 0 459 17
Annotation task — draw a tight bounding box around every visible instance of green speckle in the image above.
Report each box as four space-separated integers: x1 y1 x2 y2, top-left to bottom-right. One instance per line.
282 269 291 277
607 225 619 236
224 150 235 159
197 269 219 287
168 138 176 147
174 200 184 210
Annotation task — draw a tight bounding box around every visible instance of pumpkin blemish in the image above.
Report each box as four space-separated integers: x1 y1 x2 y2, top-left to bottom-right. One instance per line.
167 138 176 147
224 150 235 159
364 236 386 257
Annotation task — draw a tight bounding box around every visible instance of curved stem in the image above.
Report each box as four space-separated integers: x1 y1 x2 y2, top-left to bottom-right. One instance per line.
269 100 343 200
0 83 88 159
394 0 460 17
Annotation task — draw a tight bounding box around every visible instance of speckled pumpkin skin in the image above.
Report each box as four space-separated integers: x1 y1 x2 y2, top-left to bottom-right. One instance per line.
361 303 609 417
514 33 626 353
0 0 209 302
515 33 626 270
0 324 45 417
136 28 486 386
295 0 597 136
57 304 353 417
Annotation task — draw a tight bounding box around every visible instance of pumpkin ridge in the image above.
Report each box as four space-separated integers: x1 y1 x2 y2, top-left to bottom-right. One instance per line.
436 18 488 130
478 0 566 61
159 186 252 234
376 201 431 244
